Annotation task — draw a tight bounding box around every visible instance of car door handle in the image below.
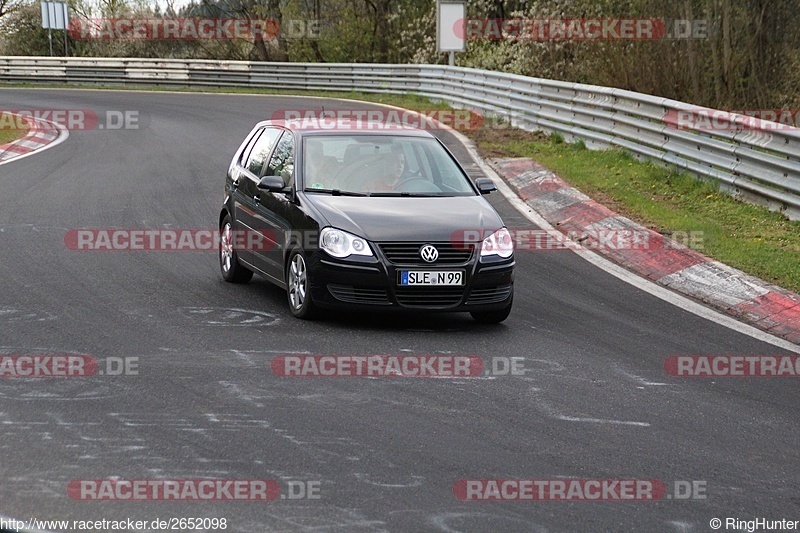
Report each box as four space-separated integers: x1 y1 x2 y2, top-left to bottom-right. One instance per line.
254 194 261 204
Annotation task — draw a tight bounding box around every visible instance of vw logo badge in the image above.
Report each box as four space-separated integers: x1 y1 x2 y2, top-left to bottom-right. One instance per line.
420 244 439 263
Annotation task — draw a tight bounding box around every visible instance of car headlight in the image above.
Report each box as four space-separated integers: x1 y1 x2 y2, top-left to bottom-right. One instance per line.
319 227 373 258
480 227 513 259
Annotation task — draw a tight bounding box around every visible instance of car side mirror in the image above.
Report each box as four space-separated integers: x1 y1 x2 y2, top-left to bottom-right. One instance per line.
257 175 285 191
475 178 497 194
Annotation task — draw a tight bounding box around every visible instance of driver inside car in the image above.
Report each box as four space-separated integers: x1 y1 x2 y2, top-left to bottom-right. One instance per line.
369 151 406 191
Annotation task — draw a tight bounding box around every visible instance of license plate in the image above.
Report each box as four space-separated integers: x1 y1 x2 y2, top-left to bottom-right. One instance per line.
398 270 464 286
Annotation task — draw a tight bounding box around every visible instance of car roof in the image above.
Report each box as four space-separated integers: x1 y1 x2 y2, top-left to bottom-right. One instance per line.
253 118 437 138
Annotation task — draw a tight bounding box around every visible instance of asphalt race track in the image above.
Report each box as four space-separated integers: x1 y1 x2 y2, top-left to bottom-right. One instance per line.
0 88 798 532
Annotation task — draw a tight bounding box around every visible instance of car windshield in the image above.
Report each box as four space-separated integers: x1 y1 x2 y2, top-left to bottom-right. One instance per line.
302 135 476 196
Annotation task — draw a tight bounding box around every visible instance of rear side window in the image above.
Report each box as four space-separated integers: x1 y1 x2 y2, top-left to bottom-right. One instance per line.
264 132 295 187
244 127 282 177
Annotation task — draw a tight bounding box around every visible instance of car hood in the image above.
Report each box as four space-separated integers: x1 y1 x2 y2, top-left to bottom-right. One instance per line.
305 195 504 242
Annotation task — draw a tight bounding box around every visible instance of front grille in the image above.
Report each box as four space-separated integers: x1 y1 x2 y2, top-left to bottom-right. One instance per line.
328 284 390 304
467 284 513 304
394 286 465 308
378 242 473 265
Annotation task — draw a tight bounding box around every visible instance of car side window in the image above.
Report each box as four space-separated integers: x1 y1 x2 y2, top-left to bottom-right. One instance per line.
243 127 282 177
264 132 295 187
238 130 261 167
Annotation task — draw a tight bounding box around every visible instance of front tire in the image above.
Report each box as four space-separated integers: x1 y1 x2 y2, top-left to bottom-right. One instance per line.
219 215 253 283
470 294 513 324
286 248 318 319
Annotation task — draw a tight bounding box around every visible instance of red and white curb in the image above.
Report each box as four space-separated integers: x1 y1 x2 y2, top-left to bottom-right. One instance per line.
0 113 67 166
492 157 800 344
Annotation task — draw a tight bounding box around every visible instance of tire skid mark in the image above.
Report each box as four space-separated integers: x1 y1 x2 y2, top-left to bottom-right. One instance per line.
353 472 425 488
181 306 279 327
535 396 651 427
429 511 546 533
612 364 671 387
0 309 57 322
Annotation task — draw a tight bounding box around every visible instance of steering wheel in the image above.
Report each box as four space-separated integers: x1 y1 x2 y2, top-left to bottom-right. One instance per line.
398 167 422 179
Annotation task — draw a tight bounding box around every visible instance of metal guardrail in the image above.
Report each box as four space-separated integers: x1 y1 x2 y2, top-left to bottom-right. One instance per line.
2 56 799 219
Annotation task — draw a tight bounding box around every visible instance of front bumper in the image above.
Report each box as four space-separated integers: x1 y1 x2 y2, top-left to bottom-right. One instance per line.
306 246 514 312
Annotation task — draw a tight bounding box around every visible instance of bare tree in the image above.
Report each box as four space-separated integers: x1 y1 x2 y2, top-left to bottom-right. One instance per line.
0 0 25 21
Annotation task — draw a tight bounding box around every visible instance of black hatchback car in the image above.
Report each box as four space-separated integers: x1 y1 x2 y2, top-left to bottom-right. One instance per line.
219 119 514 322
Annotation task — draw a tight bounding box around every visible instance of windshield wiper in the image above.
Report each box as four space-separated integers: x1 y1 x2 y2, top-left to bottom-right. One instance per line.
367 192 444 197
305 188 367 197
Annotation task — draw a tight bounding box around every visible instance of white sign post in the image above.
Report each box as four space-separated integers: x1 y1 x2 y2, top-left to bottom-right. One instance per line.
41 1 69 56
436 0 465 66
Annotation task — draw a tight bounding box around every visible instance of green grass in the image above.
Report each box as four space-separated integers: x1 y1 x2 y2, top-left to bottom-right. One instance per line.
0 112 29 144
5 82 799 293
471 128 800 294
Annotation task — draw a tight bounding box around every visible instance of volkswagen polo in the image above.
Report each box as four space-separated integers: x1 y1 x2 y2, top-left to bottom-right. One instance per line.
218 119 514 322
